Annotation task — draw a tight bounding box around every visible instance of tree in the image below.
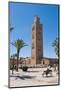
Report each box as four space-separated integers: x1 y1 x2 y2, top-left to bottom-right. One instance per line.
11 39 27 71
52 37 59 58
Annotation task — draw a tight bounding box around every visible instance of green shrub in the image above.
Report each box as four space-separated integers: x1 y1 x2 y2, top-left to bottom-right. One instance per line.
10 65 16 70
22 66 28 72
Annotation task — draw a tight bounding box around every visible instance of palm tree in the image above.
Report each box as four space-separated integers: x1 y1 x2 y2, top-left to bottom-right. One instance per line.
11 39 27 71
52 37 59 58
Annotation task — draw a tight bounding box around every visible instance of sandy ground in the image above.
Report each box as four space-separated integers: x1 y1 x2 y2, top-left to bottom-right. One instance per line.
9 67 59 87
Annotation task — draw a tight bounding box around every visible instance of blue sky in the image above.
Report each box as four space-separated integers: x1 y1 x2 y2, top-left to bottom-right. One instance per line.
9 2 59 58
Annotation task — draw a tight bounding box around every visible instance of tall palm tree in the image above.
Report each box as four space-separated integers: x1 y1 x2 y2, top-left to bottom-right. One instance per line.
52 37 59 58
11 39 27 71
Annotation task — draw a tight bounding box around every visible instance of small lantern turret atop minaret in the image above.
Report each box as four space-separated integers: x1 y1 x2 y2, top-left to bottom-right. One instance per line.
31 16 43 65
34 16 40 23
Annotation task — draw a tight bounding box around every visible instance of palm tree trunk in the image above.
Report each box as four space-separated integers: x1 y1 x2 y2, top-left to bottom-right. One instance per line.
16 49 20 71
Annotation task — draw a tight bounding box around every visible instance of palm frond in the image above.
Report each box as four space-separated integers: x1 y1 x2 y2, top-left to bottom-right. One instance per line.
10 27 14 32
10 39 28 50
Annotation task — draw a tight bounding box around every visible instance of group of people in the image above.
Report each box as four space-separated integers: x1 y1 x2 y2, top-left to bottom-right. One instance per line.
42 64 58 77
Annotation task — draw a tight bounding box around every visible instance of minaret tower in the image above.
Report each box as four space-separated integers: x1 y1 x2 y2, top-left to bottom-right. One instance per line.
31 16 43 65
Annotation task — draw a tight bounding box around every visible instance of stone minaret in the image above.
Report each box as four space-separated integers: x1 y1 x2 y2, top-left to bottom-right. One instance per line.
31 16 43 65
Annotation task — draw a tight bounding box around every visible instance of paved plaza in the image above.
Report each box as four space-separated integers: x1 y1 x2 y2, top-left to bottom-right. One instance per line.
10 67 59 87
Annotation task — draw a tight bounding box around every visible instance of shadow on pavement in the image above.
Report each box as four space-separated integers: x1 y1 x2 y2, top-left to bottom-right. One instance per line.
10 75 36 80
